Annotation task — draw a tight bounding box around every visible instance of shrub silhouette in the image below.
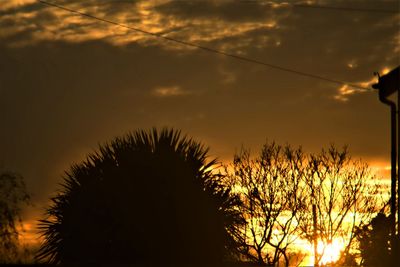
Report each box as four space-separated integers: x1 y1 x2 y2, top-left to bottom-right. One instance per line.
0 170 30 263
356 213 399 266
36 128 242 264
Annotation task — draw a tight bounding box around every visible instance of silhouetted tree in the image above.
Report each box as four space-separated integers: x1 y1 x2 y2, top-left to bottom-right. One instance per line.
297 145 384 266
356 213 399 266
36 128 243 264
226 142 306 266
0 170 30 263
226 143 386 267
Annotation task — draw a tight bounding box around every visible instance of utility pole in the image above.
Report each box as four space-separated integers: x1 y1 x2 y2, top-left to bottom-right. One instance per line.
372 66 400 237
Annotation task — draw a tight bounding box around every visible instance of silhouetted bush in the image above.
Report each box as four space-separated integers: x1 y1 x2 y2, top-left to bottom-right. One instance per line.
37 128 243 265
356 213 399 266
0 170 30 263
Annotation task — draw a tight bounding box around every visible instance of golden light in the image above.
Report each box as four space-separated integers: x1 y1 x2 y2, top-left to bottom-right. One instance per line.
381 67 391 75
17 220 42 246
317 239 343 265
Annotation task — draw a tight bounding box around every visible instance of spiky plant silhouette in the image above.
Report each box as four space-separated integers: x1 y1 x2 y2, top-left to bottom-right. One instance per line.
37 128 242 264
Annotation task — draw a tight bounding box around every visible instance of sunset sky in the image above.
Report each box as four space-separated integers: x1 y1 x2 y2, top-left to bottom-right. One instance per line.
1 0 399 244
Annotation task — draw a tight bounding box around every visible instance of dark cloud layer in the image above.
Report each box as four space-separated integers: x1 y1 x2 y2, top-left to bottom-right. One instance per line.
155 0 291 22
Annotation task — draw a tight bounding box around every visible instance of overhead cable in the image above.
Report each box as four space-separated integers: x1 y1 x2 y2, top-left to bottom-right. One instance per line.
38 0 373 91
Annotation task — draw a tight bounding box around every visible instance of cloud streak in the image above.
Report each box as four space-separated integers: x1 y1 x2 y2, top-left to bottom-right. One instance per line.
152 85 191 97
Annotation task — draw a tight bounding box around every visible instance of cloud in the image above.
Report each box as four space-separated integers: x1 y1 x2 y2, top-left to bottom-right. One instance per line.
0 0 36 11
2 0 398 67
152 85 190 97
154 0 290 22
333 64 397 102
333 85 357 102
0 0 287 50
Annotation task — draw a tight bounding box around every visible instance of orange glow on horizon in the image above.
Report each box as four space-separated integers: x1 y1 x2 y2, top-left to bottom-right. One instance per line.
17 220 42 247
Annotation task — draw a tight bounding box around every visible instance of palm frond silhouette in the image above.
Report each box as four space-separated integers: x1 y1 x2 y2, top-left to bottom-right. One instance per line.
36 128 242 264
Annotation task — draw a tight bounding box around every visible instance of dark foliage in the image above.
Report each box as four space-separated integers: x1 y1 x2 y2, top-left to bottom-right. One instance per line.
356 213 400 266
36 128 243 264
0 171 30 263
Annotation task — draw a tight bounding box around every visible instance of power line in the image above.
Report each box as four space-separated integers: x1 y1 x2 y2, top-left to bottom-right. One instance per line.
239 0 399 14
38 0 372 91
292 3 398 14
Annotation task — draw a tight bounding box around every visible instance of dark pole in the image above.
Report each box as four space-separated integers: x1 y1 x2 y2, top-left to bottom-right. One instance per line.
312 203 318 267
373 67 399 237
377 90 397 236
398 89 400 237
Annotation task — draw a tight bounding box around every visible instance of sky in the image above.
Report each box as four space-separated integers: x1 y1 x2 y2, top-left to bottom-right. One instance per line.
0 0 399 244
